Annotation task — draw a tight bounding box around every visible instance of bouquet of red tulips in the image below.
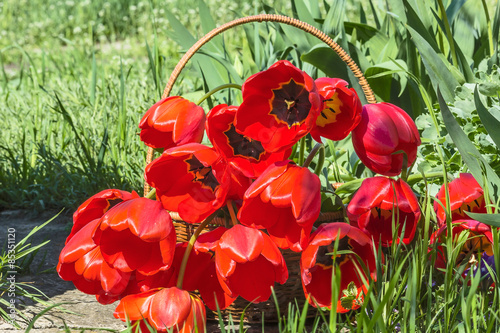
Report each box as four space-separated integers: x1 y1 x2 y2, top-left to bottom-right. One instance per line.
56 54 429 331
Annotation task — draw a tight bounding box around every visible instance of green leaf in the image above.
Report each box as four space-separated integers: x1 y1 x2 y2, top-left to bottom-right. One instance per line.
365 60 408 100
439 88 500 201
445 0 468 23
293 0 319 28
407 26 459 103
164 9 225 90
475 86 500 148
302 45 350 83
198 0 223 52
464 212 500 228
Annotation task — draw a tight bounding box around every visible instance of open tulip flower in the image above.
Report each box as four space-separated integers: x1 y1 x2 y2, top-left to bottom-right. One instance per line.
351 102 421 176
145 143 230 223
301 223 376 312
431 219 494 269
139 96 206 150
214 225 288 303
58 197 176 304
68 189 139 243
347 177 421 246
206 104 291 178
114 287 206 332
238 160 321 252
58 219 133 304
434 173 488 226
94 197 176 276
310 77 362 142
235 60 322 153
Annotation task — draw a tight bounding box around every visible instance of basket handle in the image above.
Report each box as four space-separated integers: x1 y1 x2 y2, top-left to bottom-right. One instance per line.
144 14 376 195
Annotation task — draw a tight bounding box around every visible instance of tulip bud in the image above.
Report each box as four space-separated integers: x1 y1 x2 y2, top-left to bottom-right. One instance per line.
352 103 421 176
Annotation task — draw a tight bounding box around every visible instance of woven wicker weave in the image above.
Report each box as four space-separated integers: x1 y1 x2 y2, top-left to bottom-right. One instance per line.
143 14 376 322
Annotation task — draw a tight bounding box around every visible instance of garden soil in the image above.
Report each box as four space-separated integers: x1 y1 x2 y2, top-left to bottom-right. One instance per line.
0 209 281 332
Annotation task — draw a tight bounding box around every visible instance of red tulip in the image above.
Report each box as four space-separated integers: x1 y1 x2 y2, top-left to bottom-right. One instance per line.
58 219 133 304
58 197 176 304
206 104 291 178
68 189 138 243
139 96 206 149
310 78 362 142
434 173 488 226
214 225 288 303
351 102 421 176
301 223 376 312
145 143 229 223
238 161 321 252
430 219 493 269
95 197 176 276
114 287 206 332
235 60 322 153
347 177 421 246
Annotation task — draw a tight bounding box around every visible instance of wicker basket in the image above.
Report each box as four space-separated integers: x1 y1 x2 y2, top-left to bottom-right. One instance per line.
143 14 376 323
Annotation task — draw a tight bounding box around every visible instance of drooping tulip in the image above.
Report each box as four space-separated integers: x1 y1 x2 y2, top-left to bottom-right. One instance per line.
114 287 206 332
301 223 376 312
95 197 176 276
235 60 322 153
347 177 421 246
145 143 228 223
68 189 139 243
214 225 288 303
139 96 206 150
238 160 321 252
351 102 421 176
434 173 488 226
58 197 176 304
310 77 362 142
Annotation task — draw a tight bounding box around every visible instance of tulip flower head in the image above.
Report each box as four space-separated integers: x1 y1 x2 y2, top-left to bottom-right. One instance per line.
434 173 488 226
214 225 288 303
347 177 421 247
114 287 206 332
301 223 376 312
139 96 206 150
238 160 321 252
235 60 322 153
310 77 362 142
351 102 421 176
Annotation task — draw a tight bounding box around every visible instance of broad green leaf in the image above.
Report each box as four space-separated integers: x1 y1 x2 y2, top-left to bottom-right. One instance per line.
407 26 459 103
404 0 441 53
439 88 500 201
302 45 350 83
465 212 500 228
493 0 500 50
323 0 346 35
445 0 468 23
365 60 408 100
198 0 223 52
164 9 225 90
386 0 407 24
293 0 319 28
475 86 500 148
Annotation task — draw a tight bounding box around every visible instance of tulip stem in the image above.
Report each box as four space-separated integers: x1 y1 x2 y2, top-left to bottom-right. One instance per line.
298 136 306 166
313 145 325 176
196 83 242 106
227 200 239 226
303 143 324 169
145 188 156 199
177 212 218 289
